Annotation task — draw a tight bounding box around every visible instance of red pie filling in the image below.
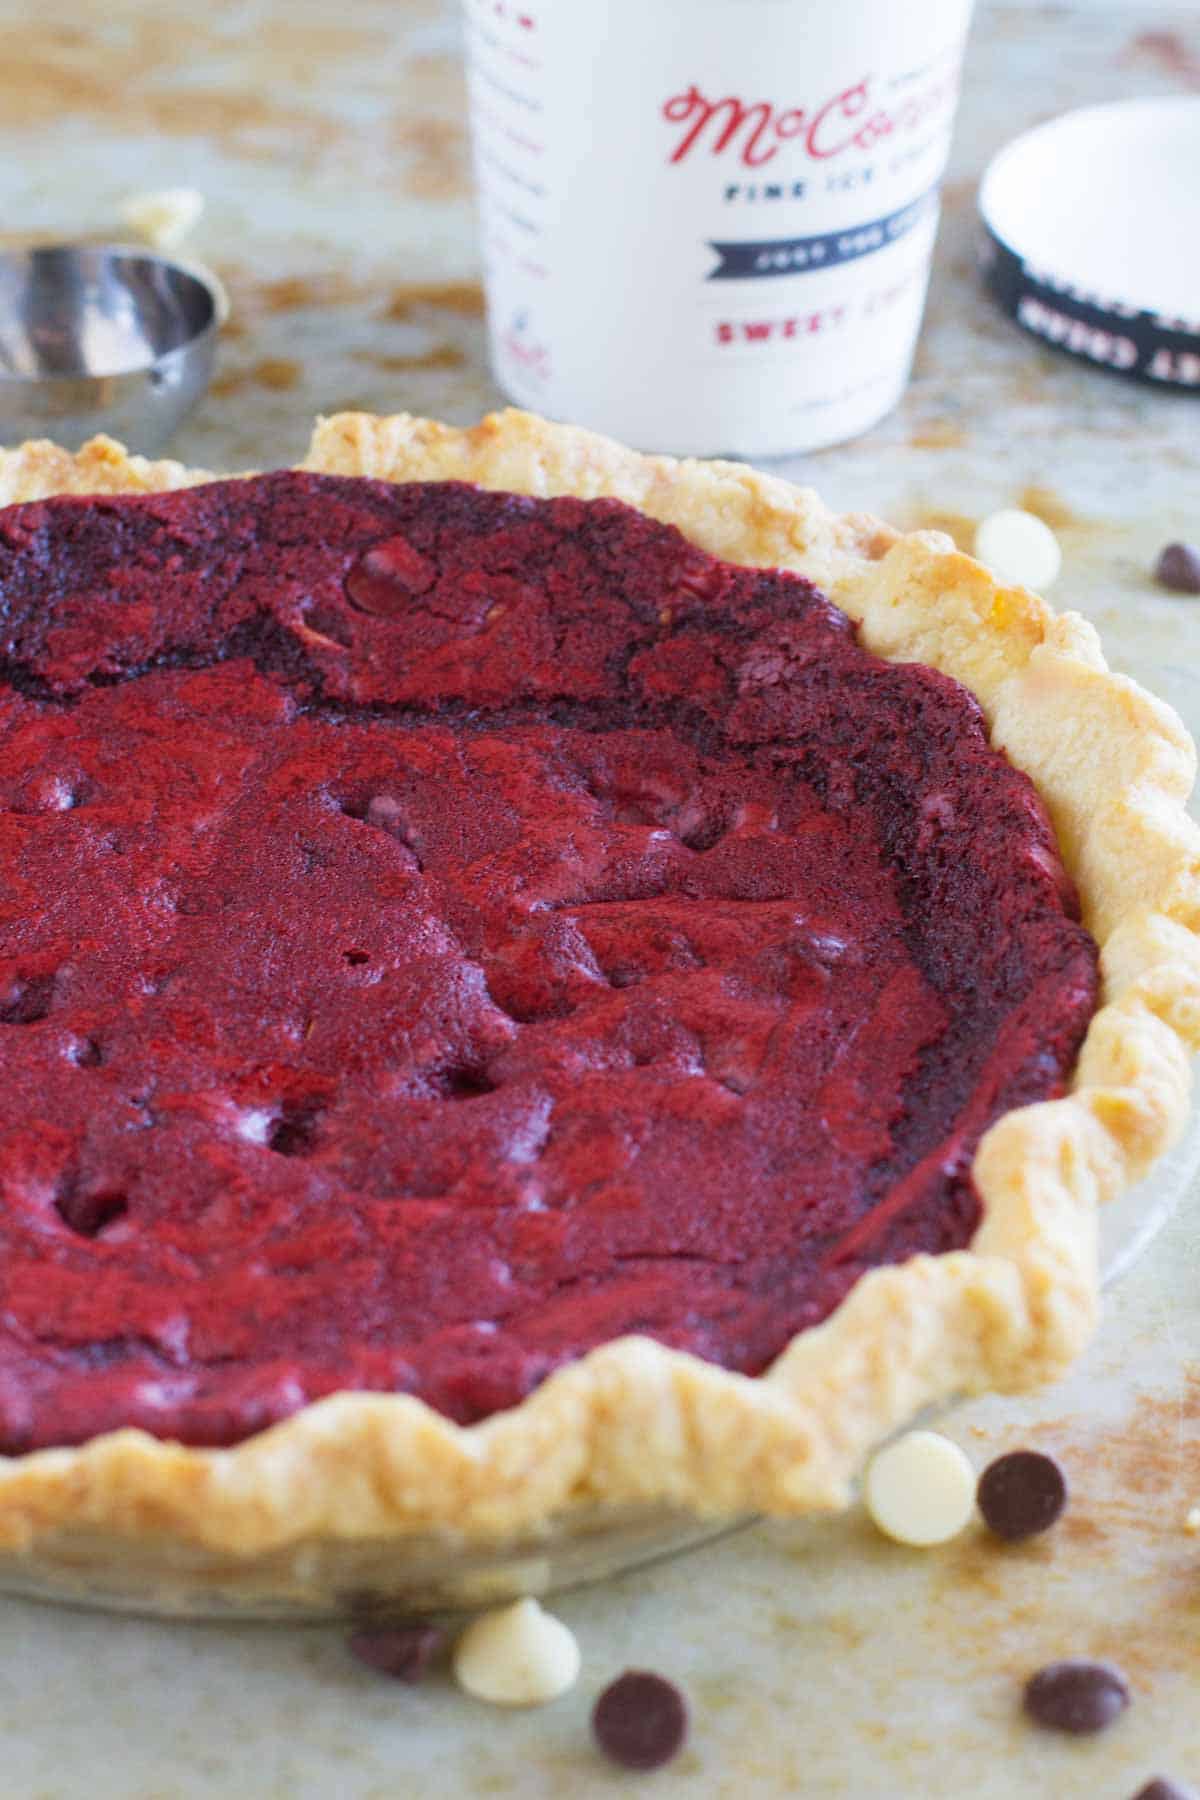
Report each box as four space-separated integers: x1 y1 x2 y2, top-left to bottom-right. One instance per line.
0 473 1098 1448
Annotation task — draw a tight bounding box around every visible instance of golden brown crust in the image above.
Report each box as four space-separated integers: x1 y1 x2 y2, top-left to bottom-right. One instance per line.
0 409 1195 1598
0 434 214 505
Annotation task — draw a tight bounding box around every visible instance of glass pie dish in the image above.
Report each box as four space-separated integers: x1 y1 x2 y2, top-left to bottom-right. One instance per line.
0 416 1195 1624
0 1101 1194 1622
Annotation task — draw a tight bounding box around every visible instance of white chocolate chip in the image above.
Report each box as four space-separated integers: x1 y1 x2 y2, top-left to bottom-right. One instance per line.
974 508 1062 591
1185 1506 1200 1535
120 187 205 252
235 1108 273 1145
452 1597 581 1707
863 1429 976 1547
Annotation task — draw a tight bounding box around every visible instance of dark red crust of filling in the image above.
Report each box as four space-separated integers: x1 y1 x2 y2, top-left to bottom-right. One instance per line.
0 472 1098 1449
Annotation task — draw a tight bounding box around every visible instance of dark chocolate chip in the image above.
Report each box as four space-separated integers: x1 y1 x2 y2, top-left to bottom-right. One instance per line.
592 1669 688 1770
266 1103 321 1159
54 1182 129 1238
1023 1660 1130 1734
345 536 437 615
1155 543 1200 595
347 1623 446 1683
175 891 216 917
439 1065 497 1100
977 1449 1068 1540
1131 1780 1198 1800
0 971 56 1025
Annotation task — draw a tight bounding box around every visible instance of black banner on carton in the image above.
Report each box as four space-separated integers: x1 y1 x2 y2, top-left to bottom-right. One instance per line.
980 225 1200 392
707 189 937 282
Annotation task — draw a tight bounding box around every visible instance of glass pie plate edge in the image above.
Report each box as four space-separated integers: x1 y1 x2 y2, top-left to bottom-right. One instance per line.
0 1098 1196 1622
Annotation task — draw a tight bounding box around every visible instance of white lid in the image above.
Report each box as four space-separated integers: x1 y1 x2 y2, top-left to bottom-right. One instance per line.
979 96 1200 325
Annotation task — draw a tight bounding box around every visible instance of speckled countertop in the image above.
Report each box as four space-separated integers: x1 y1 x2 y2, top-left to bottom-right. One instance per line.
1 2 1199 1795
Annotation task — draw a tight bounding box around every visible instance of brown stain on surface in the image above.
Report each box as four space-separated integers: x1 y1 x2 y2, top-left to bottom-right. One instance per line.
238 15 391 83
221 272 484 325
353 346 466 374
908 489 1104 553
0 13 466 198
0 229 116 251
241 273 366 316
908 420 967 451
928 1379 1200 1688
907 507 977 550
1017 484 1091 533
401 50 469 110
1125 29 1200 88
212 357 302 398
247 357 302 392
384 281 486 321
0 17 342 165
389 114 470 202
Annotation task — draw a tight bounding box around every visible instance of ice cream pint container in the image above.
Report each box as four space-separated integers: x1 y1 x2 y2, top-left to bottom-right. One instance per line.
464 0 975 456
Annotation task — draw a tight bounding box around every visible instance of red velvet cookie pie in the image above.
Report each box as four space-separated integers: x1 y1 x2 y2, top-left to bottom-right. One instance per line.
0 410 1191 1613
0 466 1097 1450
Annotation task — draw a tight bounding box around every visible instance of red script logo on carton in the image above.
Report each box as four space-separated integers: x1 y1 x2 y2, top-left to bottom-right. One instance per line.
662 69 959 168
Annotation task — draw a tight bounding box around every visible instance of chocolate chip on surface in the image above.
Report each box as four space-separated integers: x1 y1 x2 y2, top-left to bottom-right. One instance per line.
975 508 1062 590
1130 1779 1198 1800
1023 1659 1130 1734
347 1623 446 1682
593 1669 688 1771
977 1449 1068 1540
863 1429 976 1547
453 1597 580 1707
1154 542 1200 595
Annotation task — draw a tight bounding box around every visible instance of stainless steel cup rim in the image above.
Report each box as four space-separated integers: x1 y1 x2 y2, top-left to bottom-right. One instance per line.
0 242 222 389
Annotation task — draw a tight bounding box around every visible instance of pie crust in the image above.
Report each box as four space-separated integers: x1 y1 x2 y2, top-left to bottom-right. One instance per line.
0 409 1195 1605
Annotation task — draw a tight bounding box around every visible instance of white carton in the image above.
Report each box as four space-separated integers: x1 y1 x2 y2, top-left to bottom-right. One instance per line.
464 0 974 456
